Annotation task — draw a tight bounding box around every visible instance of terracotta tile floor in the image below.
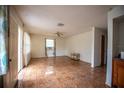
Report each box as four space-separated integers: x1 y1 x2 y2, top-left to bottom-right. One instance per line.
18 56 108 88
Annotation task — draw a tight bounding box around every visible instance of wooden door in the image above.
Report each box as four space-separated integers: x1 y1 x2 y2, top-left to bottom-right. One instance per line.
101 35 105 66
4 15 18 87
9 15 18 87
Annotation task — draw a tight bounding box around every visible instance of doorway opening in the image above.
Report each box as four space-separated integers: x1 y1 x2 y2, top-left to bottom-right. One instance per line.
45 39 56 57
101 35 105 66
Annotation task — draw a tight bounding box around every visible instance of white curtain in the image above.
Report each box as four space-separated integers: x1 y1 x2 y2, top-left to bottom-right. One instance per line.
0 6 8 75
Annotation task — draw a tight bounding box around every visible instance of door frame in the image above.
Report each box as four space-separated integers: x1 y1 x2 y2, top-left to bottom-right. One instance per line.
101 35 105 66
3 8 18 88
45 38 56 57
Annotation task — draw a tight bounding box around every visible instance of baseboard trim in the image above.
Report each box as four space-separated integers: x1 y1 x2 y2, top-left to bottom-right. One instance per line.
31 56 66 59
105 81 111 87
66 56 91 65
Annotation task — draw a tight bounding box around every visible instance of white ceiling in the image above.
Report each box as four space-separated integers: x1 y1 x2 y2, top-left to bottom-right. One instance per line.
14 5 114 37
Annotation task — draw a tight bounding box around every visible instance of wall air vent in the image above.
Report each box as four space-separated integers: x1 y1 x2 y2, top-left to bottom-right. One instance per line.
57 23 64 27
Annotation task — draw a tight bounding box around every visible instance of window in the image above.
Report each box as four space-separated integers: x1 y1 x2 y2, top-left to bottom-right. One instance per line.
46 39 54 48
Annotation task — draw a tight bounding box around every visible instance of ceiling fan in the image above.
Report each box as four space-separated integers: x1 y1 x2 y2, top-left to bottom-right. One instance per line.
54 23 64 37
54 32 63 37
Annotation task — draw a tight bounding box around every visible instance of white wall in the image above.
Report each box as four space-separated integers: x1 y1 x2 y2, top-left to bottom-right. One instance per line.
65 29 94 63
31 34 66 58
106 6 124 87
31 34 43 58
118 22 124 53
24 32 31 66
65 27 107 67
18 27 23 72
113 21 124 57
56 38 66 56
92 27 107 67
113 20 119 57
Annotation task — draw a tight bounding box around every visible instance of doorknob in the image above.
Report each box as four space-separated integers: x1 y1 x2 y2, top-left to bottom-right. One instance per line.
9 59 12 62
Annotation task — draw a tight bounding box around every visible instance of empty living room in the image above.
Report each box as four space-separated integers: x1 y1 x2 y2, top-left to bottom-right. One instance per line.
0 1 124 93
